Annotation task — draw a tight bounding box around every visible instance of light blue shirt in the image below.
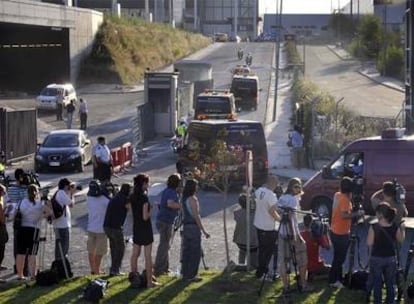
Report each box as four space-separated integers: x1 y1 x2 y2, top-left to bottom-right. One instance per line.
291 130 303 148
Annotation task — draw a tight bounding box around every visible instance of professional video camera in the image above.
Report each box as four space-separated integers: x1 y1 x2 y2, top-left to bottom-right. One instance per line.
393 178 406 205
351 175 364 210
309 216 330 239
20 171 41 187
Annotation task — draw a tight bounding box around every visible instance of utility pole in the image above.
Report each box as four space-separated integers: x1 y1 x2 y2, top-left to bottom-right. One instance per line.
194 0 197 31
337 0 341 42
144 0 149 21
234 0 238 37
405 0 414 134
273 0 283 122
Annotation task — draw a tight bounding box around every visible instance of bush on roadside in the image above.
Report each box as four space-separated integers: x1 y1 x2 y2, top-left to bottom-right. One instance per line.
377 45 404 79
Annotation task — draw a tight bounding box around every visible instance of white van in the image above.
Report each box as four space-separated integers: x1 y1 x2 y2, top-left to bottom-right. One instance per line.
36 83 77 110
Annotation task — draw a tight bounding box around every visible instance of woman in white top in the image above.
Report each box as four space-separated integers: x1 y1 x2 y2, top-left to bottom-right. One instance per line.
15 184 51 280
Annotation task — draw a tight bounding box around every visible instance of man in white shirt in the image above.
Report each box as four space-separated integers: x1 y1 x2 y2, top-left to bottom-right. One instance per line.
86 181 111 274
253 175 281 279
94 137 112 183
53 178 75 261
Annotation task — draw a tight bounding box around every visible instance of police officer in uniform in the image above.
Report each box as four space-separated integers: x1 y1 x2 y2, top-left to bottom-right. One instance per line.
93 137 112 182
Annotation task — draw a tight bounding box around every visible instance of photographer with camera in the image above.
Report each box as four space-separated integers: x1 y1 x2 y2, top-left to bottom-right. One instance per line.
371 181 408 225
15 184 52 280
253 175 281 280
86 181 113 275
6 169 29 274
52 178 76 261
277 178 312 294
329 176 364 288
300 214 331 281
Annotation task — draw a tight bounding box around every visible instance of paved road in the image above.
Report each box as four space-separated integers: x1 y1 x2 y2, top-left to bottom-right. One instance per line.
305 44 404 118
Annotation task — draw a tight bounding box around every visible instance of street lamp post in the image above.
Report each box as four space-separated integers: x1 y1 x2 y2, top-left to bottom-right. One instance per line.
273 0 283 122
335 97 345 144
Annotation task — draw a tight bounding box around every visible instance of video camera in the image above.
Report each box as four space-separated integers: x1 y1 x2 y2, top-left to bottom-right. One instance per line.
310 216 330 239
393 178 406 205
351 175 364 210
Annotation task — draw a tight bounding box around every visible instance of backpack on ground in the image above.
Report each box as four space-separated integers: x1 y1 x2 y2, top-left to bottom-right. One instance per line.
50 192 65 219
51 257 73 280
83 278 109 303
344 270 369 290
128 270 147 289
36 269 59 286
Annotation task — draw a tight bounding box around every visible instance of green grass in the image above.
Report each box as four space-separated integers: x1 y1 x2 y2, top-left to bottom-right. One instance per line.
0 270 369 304
79 16 212 85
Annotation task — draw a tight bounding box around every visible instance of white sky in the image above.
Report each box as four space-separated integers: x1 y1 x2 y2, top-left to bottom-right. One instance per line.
259 0 350 14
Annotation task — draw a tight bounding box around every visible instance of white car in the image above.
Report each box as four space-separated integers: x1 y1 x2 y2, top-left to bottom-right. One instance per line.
36 83 77 110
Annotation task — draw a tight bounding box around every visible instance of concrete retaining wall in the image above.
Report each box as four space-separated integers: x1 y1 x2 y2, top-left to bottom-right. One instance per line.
0 0 103 84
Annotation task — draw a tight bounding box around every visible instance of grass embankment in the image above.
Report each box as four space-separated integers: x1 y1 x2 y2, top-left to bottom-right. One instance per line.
0 270 372 304
79 16 212 85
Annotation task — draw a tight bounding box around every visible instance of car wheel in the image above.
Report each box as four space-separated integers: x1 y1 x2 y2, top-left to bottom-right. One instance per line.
312 197 332 219
77 156 85 173
35 165 43 173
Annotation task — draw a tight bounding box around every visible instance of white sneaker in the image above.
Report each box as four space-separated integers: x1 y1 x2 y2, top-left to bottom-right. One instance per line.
329 281 344 288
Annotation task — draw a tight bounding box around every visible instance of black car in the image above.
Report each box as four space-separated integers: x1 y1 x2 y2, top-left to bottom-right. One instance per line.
35 129 93 173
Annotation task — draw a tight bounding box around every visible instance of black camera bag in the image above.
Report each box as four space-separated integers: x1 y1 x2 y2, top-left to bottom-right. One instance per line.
83 278 109 302
51 257 73 279
36 269 59 286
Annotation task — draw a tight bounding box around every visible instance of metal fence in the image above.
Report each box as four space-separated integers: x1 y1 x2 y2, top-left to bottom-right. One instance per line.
0 107 37 163
132 103 155 164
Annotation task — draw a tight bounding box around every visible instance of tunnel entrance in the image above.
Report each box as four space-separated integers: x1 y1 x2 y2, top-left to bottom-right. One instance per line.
0 22 70 94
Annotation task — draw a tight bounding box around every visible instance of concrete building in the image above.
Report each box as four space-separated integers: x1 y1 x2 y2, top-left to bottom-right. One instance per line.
0 0 103 92
341 0 373 16
183 0 258 40
263 14 331 38
75 0 185 27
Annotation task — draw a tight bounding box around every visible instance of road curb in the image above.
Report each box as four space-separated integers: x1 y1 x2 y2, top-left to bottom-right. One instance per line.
356 70 405 93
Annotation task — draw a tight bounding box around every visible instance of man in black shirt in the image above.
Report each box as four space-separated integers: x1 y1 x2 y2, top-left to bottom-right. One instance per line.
103 183 131 276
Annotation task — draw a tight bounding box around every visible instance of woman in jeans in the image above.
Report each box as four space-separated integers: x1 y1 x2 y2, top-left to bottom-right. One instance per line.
367 202 405 304
181 179 209 282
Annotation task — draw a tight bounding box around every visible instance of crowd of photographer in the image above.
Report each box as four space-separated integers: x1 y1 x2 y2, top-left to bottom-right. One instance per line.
232 174 409 303
0 162 410 302
0 167 212 288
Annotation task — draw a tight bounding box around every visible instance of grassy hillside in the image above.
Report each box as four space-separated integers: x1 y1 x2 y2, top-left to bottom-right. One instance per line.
79 16 212 85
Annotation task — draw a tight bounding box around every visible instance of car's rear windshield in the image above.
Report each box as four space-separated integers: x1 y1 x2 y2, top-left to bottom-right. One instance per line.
231 78 258 96
189 123 266 154
196 96 232 114
43 134 79 148
40 88 60 96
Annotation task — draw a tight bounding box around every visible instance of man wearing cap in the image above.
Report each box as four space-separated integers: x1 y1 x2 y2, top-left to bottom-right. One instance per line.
53 178 76 260
93 137 112 183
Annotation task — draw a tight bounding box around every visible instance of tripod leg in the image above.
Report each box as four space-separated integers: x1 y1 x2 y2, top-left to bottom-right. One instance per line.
55 228 69 279
201 248 208 270
258 272 267 296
